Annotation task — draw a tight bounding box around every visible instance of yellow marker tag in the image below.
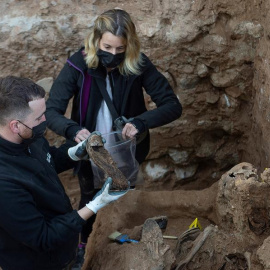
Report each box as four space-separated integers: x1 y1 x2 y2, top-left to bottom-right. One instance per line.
189 218 202 230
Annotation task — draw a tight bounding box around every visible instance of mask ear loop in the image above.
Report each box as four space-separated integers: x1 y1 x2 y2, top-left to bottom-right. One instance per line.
17 120 32 130
16 120 34 139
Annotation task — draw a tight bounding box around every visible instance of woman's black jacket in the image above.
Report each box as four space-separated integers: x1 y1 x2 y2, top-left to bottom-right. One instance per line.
46 48 182 163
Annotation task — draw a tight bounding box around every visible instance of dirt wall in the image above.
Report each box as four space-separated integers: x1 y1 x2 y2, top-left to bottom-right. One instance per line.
246 1 270 171
0 0 268 194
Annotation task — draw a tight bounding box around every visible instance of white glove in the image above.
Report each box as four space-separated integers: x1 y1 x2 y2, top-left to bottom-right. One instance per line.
68 131 105 161
86 177 129 213
68 139 88 161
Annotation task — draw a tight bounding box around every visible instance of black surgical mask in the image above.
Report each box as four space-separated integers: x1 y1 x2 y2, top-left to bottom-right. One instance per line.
97 49 125 68
18 120 47 145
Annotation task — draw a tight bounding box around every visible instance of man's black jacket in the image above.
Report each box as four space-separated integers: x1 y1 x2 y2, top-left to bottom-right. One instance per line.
0 136 85 270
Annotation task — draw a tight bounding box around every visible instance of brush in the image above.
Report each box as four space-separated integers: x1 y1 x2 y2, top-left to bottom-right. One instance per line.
108 231 139 244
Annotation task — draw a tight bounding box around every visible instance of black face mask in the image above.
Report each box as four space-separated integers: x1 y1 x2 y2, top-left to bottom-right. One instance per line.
18 120 47 145
97 49 125 68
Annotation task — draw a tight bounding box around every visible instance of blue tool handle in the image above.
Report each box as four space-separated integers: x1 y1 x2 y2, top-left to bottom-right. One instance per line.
117 234 139 243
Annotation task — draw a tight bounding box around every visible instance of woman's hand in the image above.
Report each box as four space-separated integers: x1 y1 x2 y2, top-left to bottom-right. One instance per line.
122 123 138 140
74 128 91 143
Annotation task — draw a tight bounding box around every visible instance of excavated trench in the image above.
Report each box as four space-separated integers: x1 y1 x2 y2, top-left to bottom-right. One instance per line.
2 0 270 269
80 163 270 270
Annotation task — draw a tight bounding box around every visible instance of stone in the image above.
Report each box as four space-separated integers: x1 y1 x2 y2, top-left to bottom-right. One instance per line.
145 162 169 180
196 63 209 77
232 21 263 39
168 149 191 165
257 237 270 269
210 68 240 88
174 164 198 180
36 77 53 93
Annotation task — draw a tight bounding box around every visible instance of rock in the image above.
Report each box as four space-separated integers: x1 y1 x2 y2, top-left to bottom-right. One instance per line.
178 75 201 89
196 63 209 77
257 237 270 269
225 85 243 98
145 162 169 180
205 90 220 104
168 149 191 165
174 164 198 180
232 21 263 39
36 77 53 93
210 68 241 88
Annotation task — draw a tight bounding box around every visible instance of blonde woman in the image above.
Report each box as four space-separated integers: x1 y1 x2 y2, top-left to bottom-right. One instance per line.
46 8 182 268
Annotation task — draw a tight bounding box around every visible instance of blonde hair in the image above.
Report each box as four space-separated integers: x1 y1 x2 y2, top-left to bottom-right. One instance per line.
84 9 142 75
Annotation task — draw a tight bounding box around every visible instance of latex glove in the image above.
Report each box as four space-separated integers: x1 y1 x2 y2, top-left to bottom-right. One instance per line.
68 139 88 161
68 131 105 161
86 177 129 213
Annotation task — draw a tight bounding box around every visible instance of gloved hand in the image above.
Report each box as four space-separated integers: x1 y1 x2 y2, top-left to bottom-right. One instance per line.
86 177 129 213
68 139 88 161
68 131 105 161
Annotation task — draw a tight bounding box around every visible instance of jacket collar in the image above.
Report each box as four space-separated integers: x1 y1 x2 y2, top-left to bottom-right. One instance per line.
68 47 130 80
0 136 29 156
87 64 108 79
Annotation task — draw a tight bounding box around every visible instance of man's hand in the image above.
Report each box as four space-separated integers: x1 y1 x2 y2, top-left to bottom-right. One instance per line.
86 177 129 213
68 131 105 161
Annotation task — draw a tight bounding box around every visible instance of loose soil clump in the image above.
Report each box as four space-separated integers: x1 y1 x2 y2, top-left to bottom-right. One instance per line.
86 133 129 190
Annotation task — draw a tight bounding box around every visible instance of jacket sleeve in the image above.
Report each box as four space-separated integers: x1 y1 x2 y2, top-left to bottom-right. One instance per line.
136 54 182 129
0 179 85 252
49 139 77 174
46 62 82 140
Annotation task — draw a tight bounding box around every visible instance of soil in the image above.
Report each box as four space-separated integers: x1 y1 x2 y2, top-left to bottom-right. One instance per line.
1 1 270 269
81 163 270 270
